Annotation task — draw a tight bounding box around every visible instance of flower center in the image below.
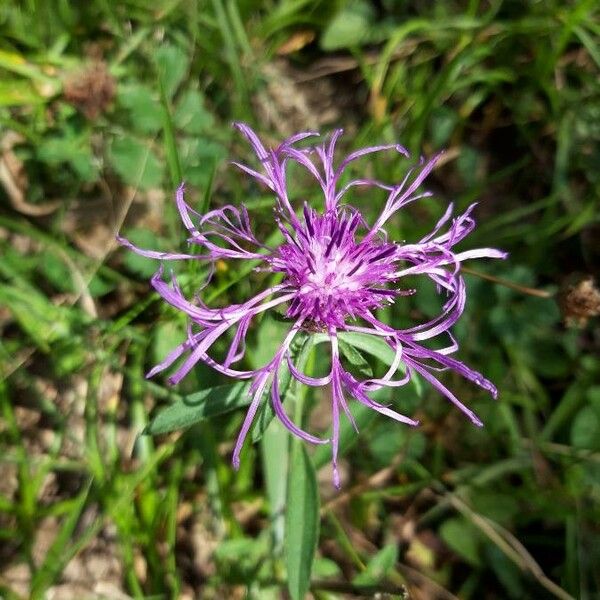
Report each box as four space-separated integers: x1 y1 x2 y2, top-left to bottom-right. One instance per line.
269 207 398 327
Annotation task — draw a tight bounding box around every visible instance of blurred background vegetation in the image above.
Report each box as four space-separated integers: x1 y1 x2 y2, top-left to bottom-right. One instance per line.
0 0 599 598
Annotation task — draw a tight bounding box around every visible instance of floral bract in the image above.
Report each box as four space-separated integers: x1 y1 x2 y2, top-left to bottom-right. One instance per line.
118 123 506 487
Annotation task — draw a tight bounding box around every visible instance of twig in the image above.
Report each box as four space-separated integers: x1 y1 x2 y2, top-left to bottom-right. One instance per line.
397 563 460 600
462 266 553 298
445 493 575 600
321 452 405 515
310 578 408 597
522 438 600 463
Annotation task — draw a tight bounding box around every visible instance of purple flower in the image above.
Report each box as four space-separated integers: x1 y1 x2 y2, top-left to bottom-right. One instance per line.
118 123 506 487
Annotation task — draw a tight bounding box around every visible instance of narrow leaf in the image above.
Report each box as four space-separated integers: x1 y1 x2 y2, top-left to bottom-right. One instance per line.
251 364 292 442
145 382 250 435
261 417 289 554
352 543 398 586
337 331 400 368
285 445 320 600
339 338 373 377
159 76 183 188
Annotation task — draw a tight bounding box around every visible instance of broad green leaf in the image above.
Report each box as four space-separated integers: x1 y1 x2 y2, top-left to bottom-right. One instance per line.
174 89 215 134
252 367 296 442
117 84 162 133
0 79 45 106
352 543 398 586
252 397 277 443
214 535 270 583
486 545 526 598
37 130 97 182
179 137 228 188
320 1 375 51
429 106 458 148
155 44 189 99
470 490 520 526
145 382 250 435
0 284 71 351
109 137 163 189
260 328 315 556
369 421 426 466
152 321 186 367
571 406 600 450
39 253 74 293
312 556 341 579
285 444 320 600
440 517 481 566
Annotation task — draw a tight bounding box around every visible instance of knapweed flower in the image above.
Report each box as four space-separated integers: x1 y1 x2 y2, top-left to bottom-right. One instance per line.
118 123 506 487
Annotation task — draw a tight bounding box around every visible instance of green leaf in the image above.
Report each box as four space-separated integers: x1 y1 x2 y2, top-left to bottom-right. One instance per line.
159 78 183 188
486 545 525 599
108 137 163 189
320 1 375 51
458 146 483 186
352 543 398 586
571 406 600 450
0 79 45 106
314 330 421 470
312 556 341 579
251 324 311 443
214 535 270 583
338 331 422 396
368 421 426 466
440 517 481 566
117 84 162 133
152 321 186 367
339 338 373 378
179 137 228 188
429 106 458 149
261 417 289 554
145 382 250 435
337 331 400 369
155 44 189 99
470 490 520 526
37 129 97 182
251 375 284 443
39 253 74 294
122 228 161 278
30 480 93 596
250 314 291 442
174 89 215 134
0 283 72 352
285 444 320 600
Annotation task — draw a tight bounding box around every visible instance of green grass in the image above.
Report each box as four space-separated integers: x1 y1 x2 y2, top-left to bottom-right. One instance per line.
1 0 599 598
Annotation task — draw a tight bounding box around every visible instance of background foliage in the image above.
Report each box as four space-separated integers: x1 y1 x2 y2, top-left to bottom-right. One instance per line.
1 0 599 598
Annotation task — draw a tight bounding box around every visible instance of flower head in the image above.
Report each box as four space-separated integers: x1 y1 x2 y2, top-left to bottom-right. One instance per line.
118 123 507 487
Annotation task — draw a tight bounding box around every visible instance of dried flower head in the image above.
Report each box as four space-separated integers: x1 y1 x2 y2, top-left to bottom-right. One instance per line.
118 123 506 487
